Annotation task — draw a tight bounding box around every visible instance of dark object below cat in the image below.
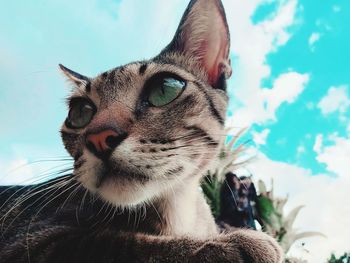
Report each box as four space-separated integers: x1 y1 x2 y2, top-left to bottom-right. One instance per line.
0 0 283 262
0 177 282 262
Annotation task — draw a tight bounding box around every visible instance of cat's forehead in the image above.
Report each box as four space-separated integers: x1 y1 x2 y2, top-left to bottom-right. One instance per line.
87 57 205 101
94 57 204 85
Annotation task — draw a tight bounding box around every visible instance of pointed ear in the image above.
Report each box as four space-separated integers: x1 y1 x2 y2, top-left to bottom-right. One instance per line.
161 0 231 89
59 64 90 86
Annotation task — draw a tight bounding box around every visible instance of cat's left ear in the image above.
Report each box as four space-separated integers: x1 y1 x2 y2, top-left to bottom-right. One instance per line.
160 0 232 89
59 64 90 86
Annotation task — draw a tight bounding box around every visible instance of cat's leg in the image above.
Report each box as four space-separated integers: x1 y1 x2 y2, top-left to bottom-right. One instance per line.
1 225 283 263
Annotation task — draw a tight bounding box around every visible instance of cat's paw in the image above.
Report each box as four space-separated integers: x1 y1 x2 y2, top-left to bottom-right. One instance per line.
223 229 284 263
191 229 283 263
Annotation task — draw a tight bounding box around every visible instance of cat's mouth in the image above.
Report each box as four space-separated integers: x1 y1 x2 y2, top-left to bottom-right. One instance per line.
77 160 165 207
77 149 174 206
94 160 150 188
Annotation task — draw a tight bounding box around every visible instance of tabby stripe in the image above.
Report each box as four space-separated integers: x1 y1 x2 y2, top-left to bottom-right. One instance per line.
101 71 108 79
107 71 115 86
139 64 148 75
159 145 188 151
184 126 218 146
148 138 173 144
118 65 126 73
74 159 86 170
74 150 83 161
60 130 79 141
194 81 224 125
85 82 91 93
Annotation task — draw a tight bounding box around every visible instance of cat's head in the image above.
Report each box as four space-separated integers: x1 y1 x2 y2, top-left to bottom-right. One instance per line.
60 0 232 207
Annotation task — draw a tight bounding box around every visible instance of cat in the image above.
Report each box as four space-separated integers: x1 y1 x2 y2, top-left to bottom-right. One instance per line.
0 0 283 262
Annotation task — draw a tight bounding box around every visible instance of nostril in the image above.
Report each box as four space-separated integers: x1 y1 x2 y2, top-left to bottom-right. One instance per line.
105 135 118 148
105 133 128 149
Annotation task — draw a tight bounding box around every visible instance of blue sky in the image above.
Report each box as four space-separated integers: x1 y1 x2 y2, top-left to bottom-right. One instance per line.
0 0 349 261
226 0 350 174
252 0 350 174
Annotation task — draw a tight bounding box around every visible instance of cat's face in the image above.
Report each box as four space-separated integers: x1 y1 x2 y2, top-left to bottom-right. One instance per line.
60 0 232 207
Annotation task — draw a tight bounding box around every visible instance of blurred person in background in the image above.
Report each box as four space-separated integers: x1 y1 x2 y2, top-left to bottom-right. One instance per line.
217 173 257 230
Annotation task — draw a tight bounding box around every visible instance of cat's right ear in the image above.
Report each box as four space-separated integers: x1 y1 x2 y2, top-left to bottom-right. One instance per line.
59 64 90 86
158 0 231 89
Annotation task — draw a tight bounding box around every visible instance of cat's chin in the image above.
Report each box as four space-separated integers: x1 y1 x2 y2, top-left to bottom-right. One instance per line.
95 177 164 207
76 157 166 207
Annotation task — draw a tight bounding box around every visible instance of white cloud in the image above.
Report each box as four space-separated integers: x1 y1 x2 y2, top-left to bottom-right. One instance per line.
317 85 350 115
229 71 309 127
0 158 34 185
236 148 350 263
252 129 270 145
223 0 308 127
308 32 320 46
313 134 323 154
0 144 71 185
263 72 309 115
0 157 72 185
315 134 350 178
308 32 321 52
258 0 298 47
237 130 350 262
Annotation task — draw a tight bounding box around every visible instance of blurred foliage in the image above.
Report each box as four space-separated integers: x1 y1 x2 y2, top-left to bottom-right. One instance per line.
328 252 350 263
201 172 222 218
256 179 326 253
201 128 247 218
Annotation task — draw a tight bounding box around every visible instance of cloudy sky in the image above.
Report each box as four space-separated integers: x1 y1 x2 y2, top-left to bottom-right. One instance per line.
0 0 349 261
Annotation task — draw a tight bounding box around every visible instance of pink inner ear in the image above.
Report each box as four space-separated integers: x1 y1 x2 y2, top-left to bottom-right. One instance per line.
161 0 232 87
204 35 229 85
199 16 231 87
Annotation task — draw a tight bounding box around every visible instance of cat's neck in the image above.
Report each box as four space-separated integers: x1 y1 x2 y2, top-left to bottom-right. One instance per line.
154 175 218 239
73 175 218 238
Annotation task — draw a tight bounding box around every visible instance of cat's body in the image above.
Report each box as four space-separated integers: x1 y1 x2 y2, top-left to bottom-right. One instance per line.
0 179 280 263
0 0 283 262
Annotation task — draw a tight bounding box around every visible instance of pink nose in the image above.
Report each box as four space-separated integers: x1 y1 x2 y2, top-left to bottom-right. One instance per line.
86 129 119 153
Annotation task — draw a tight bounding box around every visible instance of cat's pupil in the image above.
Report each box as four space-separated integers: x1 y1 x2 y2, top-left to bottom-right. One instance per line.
148 77 186 107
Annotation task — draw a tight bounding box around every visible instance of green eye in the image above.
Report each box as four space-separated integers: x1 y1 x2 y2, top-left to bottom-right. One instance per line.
148 76 186 107
66 98 96 129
